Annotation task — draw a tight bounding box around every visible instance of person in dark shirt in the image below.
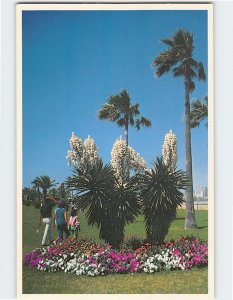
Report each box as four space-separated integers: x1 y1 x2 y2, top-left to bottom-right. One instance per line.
38 197 58 246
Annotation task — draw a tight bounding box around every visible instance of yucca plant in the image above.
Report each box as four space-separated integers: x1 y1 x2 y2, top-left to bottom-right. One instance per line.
136 157 189 244
66 159 140 247
104 179 141 247
66 159 114 228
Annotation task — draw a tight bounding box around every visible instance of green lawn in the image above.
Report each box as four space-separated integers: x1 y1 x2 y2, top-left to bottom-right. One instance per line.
22 205 208 294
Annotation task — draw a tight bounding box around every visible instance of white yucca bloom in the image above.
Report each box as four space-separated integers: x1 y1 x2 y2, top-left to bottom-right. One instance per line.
111 136 130 183
83 135 99 169
128 146 147 172
162 130 177 171
70 132 83 157
111 136 147 183
66 132 99 173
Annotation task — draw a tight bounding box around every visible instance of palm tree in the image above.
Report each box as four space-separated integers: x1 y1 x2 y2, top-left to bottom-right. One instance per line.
136 157 188 244
49 187 58 198
31 178 41 202
32 176 56 201
190 96 208 128
22 187 31 202
152 29 206 229
97 90 152 146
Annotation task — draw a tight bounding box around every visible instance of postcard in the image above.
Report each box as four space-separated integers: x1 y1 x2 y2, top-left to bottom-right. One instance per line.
16 3 213 299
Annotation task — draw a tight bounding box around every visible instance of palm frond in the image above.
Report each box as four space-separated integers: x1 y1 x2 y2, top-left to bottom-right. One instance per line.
197 62 206 80
97 103 120 121
135 119 140 130
129 116 135 126
161 38 174 47
190 96 208 128
116 117 126 127
139 116 152 127
131 103 140 115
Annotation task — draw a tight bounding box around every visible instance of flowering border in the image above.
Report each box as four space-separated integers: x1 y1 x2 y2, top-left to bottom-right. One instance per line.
24 236 208 277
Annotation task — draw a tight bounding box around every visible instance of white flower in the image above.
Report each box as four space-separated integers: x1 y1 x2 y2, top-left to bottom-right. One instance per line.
149 257 154 263
111 136 147 183
66 132 99 173
162 130 177 171
149 269 154 273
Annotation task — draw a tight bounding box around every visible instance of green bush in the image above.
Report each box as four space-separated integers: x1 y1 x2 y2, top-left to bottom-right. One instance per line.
24 200 31 206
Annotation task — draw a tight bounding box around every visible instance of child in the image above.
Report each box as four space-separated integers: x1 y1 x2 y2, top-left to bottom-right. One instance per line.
67 208 80 239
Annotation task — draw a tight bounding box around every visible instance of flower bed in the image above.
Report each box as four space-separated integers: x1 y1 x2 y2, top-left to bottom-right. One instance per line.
23 236 208 277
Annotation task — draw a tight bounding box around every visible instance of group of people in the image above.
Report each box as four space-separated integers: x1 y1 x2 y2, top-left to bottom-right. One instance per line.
38 196 80 247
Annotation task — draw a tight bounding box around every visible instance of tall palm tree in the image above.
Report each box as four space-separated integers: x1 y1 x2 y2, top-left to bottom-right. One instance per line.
190 96 208 128
97 90 152 146
32 176 56 201
152 29 206 229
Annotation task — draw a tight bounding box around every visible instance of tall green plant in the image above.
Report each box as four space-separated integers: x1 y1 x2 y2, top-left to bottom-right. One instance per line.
136 157 188 244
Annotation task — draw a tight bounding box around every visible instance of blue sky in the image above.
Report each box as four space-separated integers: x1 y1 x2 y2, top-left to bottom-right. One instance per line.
23 9 208 190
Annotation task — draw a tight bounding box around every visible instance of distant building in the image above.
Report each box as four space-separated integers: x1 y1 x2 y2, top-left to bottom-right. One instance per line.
194 186 208 202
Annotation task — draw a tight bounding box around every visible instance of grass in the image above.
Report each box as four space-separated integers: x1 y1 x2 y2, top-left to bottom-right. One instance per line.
22 205 208 294
23 266 207 294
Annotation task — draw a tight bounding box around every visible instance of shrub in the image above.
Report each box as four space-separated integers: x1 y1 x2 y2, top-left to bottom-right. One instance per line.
24 200 31 206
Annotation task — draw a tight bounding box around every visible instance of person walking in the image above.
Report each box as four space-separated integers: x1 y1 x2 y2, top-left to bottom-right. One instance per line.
38 196 58 247
53 200 70 242
67 208 80 239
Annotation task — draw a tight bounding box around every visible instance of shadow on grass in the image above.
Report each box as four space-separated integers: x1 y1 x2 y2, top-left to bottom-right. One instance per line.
197 226 208 229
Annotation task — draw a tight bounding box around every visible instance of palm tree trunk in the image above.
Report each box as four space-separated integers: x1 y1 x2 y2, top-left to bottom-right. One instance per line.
37 187 41 201
125 117 129 146
184 80 197 229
